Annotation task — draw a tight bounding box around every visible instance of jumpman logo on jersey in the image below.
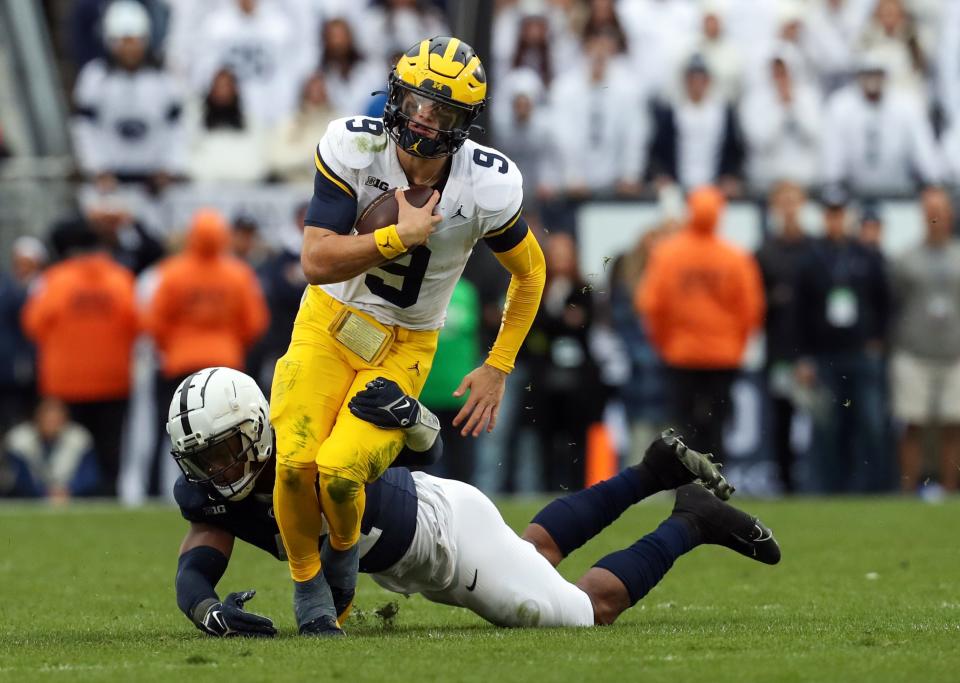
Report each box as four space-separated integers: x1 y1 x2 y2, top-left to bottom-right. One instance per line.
408 361 421 376
453 205 465 219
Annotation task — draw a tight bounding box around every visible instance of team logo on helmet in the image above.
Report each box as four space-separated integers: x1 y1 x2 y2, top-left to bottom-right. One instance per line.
383 36 487 159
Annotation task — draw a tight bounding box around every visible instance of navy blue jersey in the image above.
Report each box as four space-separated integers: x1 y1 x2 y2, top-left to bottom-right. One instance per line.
174 463 419 574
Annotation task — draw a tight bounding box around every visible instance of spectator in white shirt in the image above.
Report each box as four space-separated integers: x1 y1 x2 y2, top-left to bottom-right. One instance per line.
672 2 743 102
503 13 554 88
266 72 341 184
936 0 960 127
491 1 579 89
822 55 942 196
858 0 929 97
804 0 869 94
319 18 384 117
548 31 649 198
189 0 307 128
619 0 700 98
492 68 558 220
650 54 744 196
187 67 267 183
741 49 822 195
357 0 448 62
72 1 186 193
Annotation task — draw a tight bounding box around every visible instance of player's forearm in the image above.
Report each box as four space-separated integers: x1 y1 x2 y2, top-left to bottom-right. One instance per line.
487 230 547 373
175 546 228 621
301 230 387 285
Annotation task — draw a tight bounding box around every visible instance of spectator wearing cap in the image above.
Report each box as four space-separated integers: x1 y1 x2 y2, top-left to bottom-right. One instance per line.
548 30 649 198
68 0 167 72
230 213 266 268
858 201 884 250
638 186 764 464
143 209 268 493
186 67 267 183
740 48 822 195
0 237 47 434
755 182 813 493
650 54 745 197
890 188 960 493
793 186 892 493
72 0 185 194
266 72 341 184
21 227 139 496
821 54 942 197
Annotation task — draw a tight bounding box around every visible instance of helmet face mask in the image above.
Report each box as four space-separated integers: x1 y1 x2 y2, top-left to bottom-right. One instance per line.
383 36 487 159
173 424 264 499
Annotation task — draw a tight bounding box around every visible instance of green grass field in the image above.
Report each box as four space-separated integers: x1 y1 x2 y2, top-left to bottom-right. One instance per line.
0 495 958 683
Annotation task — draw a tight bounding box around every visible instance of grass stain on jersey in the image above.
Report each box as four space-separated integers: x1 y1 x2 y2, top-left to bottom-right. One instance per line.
323 475 362 505
291 413 316 453
356 137 388 154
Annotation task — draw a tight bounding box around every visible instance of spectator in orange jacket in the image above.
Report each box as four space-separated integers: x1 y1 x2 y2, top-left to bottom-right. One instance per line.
21 228 139 496
143 209 269 494
637 186 764 463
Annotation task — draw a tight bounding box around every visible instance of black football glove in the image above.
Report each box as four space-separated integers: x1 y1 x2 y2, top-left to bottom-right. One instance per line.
348 377 420 429
193 590 277 638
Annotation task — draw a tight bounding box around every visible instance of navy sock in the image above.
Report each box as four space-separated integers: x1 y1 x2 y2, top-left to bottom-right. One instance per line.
293 571 336 627
530 466 660 557
593 516 700 606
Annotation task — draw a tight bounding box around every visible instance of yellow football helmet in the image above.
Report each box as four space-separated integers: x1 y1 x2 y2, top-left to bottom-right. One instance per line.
384 36 487 158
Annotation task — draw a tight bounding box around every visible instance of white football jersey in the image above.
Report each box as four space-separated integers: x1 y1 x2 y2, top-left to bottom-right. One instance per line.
313 116 524 330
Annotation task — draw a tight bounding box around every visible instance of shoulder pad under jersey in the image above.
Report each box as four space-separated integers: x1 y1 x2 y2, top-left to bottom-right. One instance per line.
464 141 524 214
321 116 390 172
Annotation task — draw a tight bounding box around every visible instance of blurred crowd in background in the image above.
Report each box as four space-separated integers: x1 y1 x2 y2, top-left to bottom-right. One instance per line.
2 0 960 503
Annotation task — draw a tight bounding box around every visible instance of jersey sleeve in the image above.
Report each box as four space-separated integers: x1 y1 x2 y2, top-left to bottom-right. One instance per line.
304 117 381 234
174 475 214 524
473 146 528 253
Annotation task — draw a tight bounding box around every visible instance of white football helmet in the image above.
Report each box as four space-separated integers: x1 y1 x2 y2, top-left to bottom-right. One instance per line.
167 367 273 501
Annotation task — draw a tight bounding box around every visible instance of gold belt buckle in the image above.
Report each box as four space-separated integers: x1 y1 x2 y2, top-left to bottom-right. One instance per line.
328 306 394 365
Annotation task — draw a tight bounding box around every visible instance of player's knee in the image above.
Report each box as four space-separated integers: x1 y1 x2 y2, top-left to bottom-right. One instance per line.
320 474 362 505
277 463 316 494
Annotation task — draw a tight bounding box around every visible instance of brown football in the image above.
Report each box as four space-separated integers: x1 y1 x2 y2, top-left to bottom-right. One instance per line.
354 185 436 235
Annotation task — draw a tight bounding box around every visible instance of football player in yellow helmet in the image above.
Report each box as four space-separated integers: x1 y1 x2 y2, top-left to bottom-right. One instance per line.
383 36 487 159
273 35 547 637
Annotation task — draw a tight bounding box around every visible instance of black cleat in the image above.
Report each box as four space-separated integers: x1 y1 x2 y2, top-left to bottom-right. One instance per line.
299 614 346 637
638 428 735 500
673 483 780 565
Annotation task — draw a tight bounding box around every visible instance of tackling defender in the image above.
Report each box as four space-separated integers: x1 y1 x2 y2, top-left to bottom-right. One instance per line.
170 368 779 637
272 36 547 635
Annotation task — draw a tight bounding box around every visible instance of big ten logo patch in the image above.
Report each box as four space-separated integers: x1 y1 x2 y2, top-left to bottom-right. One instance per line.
365 176 390 191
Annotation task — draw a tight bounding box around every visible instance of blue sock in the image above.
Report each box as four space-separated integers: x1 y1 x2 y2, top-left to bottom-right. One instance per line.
593 516 700 606
293 571 336 627
531 467 660 557
321 540 358 618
